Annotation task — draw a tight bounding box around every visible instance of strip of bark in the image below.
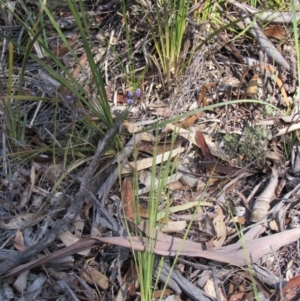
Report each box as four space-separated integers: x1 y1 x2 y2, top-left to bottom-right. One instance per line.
0 114 124 276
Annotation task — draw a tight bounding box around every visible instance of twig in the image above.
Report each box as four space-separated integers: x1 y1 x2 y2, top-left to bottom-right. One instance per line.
154 259 216 301
0 114 124 276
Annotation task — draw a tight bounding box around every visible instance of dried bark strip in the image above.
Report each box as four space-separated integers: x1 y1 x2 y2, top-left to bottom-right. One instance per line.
250 167 279 222
0 114 124 277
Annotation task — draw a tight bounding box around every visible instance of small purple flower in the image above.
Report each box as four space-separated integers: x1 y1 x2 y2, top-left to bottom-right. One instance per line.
126 88 141 106
127 91 134 98
126 98 134 105
135 88 141 98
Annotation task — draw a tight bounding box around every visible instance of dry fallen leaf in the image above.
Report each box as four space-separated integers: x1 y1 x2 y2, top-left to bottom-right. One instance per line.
250 166 279 222
81 267 108 290
246 73 262 96
194 132 239 175
121 177 135 220
14 229 26 251
280 275 300 301
263 25 286 40
0 213 44 230
229 291 245 301
59 231 90 256
115 260 138 300
150 107 171 117
204 278 226 300
13 270 29 294
137 139 183 155
121 148 185 174
152 289 173 299
212 206 226 248
6 227 300 278
166 180 187 191
160 220 187 233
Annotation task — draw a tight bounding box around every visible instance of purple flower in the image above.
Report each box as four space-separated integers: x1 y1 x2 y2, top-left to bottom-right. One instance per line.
126 88 141 106
135 88 141 98
126 98 134 105
127 91 134 98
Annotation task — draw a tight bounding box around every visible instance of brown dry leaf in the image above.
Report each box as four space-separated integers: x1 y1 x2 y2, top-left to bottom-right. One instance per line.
137 173 182 196
180 89 204 127
166 124 196 144
72 214 85 237
13 270 29 294
73 52 88 78
122 120 140 133
229 292 245 301
212 207 226 248
84 203 93 220
166 180 187 191
139 205 149 219
122 121 156 141
237 271 272 300
0 213 44 230
138 140 183 155
121 148 185 174
195 131 215 161
42 163 63 182
160 221 187 233
232 216 246 225
138 170 153 186
59 231 90 256
81 267 108 290
195 132 238 175
150 107 171 117
129 223 300 265
204 279 226 300
281 275 300 301
250 166 279 222
14 230 26 251
19 183 31 209
121 177 135 220
246 73 261 96
52 39 76 56
24 128 48 148
263 25 286 40
152 289 173 299
198 83 216 106
265 150 285 166
116 260 138 300
6 228 300 278
116 93 128 103
180 114 199 128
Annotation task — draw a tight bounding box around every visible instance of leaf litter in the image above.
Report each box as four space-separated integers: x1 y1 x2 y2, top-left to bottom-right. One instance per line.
1 1 300 300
